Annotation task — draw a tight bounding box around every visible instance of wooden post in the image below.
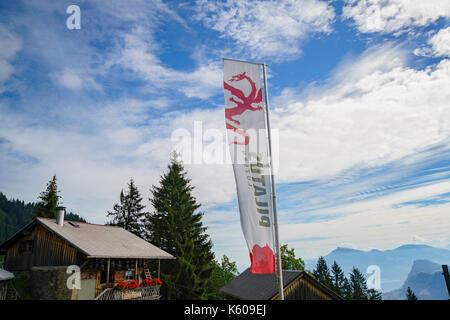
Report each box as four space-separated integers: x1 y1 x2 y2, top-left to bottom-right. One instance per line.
1 283 6 300
106 258 110 288
158 259 160 279
135 259 138 281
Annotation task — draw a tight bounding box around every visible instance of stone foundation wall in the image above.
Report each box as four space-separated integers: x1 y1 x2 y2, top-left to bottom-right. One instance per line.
30 266 78 300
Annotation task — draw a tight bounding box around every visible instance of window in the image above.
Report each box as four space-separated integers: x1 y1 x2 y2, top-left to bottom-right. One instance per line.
125 269 135 280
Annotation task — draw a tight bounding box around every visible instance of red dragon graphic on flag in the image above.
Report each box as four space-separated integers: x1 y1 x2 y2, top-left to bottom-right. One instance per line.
224 72 263 145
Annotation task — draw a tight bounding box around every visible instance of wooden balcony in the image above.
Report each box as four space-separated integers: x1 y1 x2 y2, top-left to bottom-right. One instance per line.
95 285 161 300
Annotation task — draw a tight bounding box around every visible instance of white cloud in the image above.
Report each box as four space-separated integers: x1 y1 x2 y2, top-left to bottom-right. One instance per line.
343 0 450 34
415 27 450 58
0 26 22 91
195 0 335 60
115 28 222 99
50 68 102 92
428 27 450 57
412 234 431 245
271 44 450 183
91 0 187 29
280 180 450 259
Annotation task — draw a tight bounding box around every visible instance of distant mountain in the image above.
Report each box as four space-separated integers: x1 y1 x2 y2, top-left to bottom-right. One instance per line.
383 260 449 300
306 244 450 292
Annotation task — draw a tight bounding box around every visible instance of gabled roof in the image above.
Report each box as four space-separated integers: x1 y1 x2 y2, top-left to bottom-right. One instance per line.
220 268 342 300
0 217 174 260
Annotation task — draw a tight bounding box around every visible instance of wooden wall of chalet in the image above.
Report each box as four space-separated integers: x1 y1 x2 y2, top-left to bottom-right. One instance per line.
5 225 78 271
271 277 335 300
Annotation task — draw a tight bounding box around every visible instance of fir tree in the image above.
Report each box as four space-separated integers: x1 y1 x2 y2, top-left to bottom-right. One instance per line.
313 256 333 290
144 154 215 299
0 192 35 242
406 286 418 300
330 261 349 298
349 267 369 300
107 178 145 237
367 288 383 300
34 175 61 218
65 211 87 223
342 277 352 299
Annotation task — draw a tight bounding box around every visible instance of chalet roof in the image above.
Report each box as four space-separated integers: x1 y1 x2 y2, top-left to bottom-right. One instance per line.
0 217 174 260
220 268 342 300
0 268 14 281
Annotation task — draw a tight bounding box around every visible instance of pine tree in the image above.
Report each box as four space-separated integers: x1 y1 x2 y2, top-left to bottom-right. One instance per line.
107 178 145 237
342 276 352 299
313 256 333 290
367 288 382 300
34 175 61 218
65 211 87 223
144 154 215 299
349 267 369 300
330 261 349 298
406 286 418 300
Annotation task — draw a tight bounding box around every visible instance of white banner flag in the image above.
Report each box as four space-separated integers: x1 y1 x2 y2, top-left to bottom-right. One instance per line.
223 58 275 274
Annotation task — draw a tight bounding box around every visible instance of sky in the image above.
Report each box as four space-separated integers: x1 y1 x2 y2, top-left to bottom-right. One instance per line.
0 0 449 271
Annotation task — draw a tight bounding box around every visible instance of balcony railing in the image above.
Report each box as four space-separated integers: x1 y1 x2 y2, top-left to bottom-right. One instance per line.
95 285 161 300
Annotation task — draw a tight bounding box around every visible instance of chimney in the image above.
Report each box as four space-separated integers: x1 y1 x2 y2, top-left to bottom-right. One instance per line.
56 206 66 227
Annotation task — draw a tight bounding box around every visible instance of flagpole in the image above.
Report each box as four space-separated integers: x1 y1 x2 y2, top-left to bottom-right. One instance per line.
262 63 284 300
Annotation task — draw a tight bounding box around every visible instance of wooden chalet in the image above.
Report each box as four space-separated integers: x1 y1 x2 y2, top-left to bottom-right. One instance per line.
0 208 174 300
221 268 342 300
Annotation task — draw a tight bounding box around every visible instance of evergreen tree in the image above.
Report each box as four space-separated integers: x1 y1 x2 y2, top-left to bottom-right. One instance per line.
341 277 352 299
0 192 35 242
349 267 369 300
107 178 145 237
280 244 305 271
34 175 61 218
367 288 383 300
65 211 87 223
313 256 333 290
330 261 349 298
406 286 418 300
144 154 215 299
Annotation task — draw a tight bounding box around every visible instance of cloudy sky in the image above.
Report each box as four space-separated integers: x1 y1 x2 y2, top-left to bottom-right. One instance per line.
0 0 449 269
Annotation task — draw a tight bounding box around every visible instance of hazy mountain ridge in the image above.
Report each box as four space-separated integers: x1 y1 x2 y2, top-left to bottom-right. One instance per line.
383 259 449 300
306 244 450 292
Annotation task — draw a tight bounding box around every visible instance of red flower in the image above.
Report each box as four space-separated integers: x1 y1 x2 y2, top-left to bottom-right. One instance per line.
127 280 139 289
115 278 162 291
114 280 129 291
141 278 152 287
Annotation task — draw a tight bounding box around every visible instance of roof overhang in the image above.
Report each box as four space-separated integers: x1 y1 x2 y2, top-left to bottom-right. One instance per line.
86 255 176 260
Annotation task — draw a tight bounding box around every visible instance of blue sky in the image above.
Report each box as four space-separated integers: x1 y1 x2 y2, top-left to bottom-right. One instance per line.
0 0 449 270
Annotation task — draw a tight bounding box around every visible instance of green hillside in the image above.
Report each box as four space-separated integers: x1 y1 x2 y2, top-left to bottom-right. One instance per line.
0 192 87 243
0 192 35 243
